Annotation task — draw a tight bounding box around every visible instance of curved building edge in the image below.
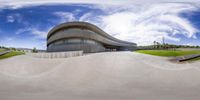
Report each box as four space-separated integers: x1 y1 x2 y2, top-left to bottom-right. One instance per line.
47 21 137 53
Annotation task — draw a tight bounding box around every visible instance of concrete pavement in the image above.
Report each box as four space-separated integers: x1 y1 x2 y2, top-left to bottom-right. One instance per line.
0 52 200 100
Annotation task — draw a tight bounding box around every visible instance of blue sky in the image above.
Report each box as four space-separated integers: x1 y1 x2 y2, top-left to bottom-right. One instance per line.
0 0 200 49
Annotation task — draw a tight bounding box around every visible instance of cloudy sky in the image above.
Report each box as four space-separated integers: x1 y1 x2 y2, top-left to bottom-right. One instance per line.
0 0 200 49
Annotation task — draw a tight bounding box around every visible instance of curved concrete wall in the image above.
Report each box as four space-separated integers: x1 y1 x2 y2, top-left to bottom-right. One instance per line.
47 22 137 53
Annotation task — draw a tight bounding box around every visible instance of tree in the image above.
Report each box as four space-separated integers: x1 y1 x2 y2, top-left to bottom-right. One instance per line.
154 41 157 49
32 47 38 53
10 48 16 51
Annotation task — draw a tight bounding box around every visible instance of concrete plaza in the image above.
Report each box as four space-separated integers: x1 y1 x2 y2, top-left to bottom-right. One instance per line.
0 52 200 100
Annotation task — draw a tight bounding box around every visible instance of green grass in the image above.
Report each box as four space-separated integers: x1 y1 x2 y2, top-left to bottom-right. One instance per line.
0 51 25 60
136 50 200 57
0 49 6 52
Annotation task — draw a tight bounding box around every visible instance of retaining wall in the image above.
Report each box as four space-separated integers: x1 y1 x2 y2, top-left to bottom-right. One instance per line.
176 54 200 62
27 51 83 58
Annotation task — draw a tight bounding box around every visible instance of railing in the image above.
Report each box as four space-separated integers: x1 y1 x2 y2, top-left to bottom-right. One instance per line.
27 51 83 58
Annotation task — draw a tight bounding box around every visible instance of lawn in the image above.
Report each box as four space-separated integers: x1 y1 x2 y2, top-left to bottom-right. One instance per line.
136 50 200 57
0 49 6 52
0 51 25 59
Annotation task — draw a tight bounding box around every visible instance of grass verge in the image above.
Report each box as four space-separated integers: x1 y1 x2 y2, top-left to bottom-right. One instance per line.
136 50 200 57
0 51 25 60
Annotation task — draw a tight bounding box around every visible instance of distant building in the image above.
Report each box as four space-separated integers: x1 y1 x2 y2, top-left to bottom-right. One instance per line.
16 48 32 53
47 22 137 53
16 48 46 53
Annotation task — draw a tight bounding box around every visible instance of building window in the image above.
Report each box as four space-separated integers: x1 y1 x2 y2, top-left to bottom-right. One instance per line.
84 39 97 44
67 39 81 43
54 40 64 45
64 40 68 43
48 43 54 47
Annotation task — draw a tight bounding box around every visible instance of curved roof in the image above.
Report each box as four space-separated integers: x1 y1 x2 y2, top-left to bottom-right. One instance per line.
47 21 136 46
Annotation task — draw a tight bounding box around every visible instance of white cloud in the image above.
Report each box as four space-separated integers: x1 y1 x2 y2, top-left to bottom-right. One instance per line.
5 37 14 42
0 0 130 9
15 28 27 35
16 11 94 39
53 12 76 23
6 13 22 23
2 1 200 46
50 3 200 45
81 3 200 45
16 27 52 39
7 16 14 22
1 0 200 9
79 13 92 21
31 28 51 39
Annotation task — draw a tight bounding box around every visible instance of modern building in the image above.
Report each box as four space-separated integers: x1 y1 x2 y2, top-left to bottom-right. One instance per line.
47 22 137 53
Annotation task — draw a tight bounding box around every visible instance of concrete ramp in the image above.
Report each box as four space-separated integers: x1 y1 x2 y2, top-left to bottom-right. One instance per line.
0 52 200 100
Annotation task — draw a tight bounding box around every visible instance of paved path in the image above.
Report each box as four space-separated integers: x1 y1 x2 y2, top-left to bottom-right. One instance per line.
0 52 200 100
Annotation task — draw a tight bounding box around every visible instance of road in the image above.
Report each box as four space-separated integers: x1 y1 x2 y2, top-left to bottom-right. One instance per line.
0 52 200 100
